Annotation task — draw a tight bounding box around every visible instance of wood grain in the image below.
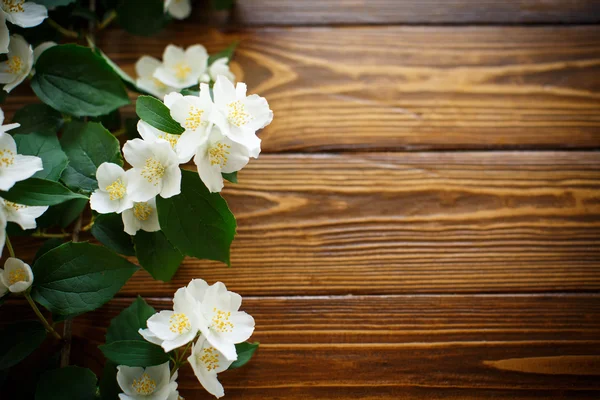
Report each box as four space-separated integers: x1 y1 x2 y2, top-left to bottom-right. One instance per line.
57 294 600 398
232 0 600 25
5 25 600 152
5 152 599 296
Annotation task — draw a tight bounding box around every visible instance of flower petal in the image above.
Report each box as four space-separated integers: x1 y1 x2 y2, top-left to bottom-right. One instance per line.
167 0 191 19
5 2 47 28
135 55 161 78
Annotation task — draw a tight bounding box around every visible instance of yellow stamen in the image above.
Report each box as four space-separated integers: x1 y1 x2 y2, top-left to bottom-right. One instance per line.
141 157 166 185
158 133 179 149
169 313 191 334
211 308 234 333
198 346 220 372
152 78 167 90
4 200 25 211
105 178 126 201
131 373 156 395
8 268 27 285
227 100 252 127
6 56 22 74
174 62 191 79
2 0 24 13
209 143 230 168
133 202 152 221
184 107 204 130
0 148 15 167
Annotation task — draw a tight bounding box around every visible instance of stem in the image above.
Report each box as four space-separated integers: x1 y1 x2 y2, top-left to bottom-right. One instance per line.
31 231 71 239
98 10 117 31
25 293 62 340
170 340 194 378
5 236 15 258
59 213 83 367
47 18 79 39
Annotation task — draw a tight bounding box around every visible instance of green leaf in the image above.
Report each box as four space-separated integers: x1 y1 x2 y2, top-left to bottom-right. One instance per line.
222 171 237 183
136 96 184 135
94 47 139 92
117 0 166 36
99 362 121 400
100 340 170 367
31 0 77 6
229 342 259 370
91 213 135 256
36 198 88 228
0 321 47 369
35 366 97 400
157 169 236 265
10 104 63 135
31 242 139 316
14 132 69 181
134 231 184 282
34 238 65 263
60 121 123 192
213 0 234 11
208 41 238 65
0 178 88 206
31 44 129 117
106 296 155 344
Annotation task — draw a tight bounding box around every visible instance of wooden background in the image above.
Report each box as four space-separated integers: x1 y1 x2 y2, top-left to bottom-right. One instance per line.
3 0 600 398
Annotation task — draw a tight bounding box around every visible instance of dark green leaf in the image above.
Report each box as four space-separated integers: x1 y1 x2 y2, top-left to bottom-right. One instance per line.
99 362 121 400
100 340 169 367
91 213 135 256
229 342 259 370
34 238 65 263
180 88 199 96
222 171 237 183
117 0 166 36
106 296 155 344
31 242 139 316
134 231 184 282
0 178 88 206
10 104 63 135
31 44 129 117
31 0 77 6
213 0 234 11
14 132 69 181
90 109 121 132
136 96 184 135
36 198 88 229
0 321 47 369
94 47 138 92
208 41 238 65
60 121 123 192
35 366 97 400
157 170 236 265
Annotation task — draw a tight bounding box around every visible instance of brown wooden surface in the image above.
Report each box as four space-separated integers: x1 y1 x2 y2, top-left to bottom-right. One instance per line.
2 1 600 398
233 0 600 25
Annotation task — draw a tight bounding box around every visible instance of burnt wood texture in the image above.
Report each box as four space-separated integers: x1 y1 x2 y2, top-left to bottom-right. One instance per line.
1 1 600 399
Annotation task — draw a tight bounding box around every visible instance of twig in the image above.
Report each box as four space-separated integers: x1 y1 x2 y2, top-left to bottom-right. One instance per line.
47 18 79 39
98 10 117 31
5 236 15 258
25 293 62 340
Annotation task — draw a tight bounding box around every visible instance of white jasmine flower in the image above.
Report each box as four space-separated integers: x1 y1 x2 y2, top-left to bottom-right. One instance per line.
0 275 7 296
167 391 184 400
212 75 273 158
140 287 204 352
135 56 177 99
193 125 249 193
154 44 208 89
137 120 200 164
121 197 160 236
90 163 134 214
32 40 55 63
0 197 47 229
188 335 233 399
123 138 181 202
0 12 9 54
162 88 216 162
164 0 191 20
1 0 47 28
116 362 178 400
0 208 5 258
200 58 235 84
0 119 43 191
0 257 33 293
197 281 255 361
0 34 33 92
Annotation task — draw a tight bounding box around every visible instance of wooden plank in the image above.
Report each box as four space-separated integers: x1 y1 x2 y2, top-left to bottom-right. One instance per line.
232 0 600 25
5 26 600 152
64 295 600 397
6 152 599 296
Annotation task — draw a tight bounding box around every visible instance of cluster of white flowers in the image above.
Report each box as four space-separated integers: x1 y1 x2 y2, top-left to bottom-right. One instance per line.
113 279 254 399
91 66 272 234
0 107 46 255
135 43 235 100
